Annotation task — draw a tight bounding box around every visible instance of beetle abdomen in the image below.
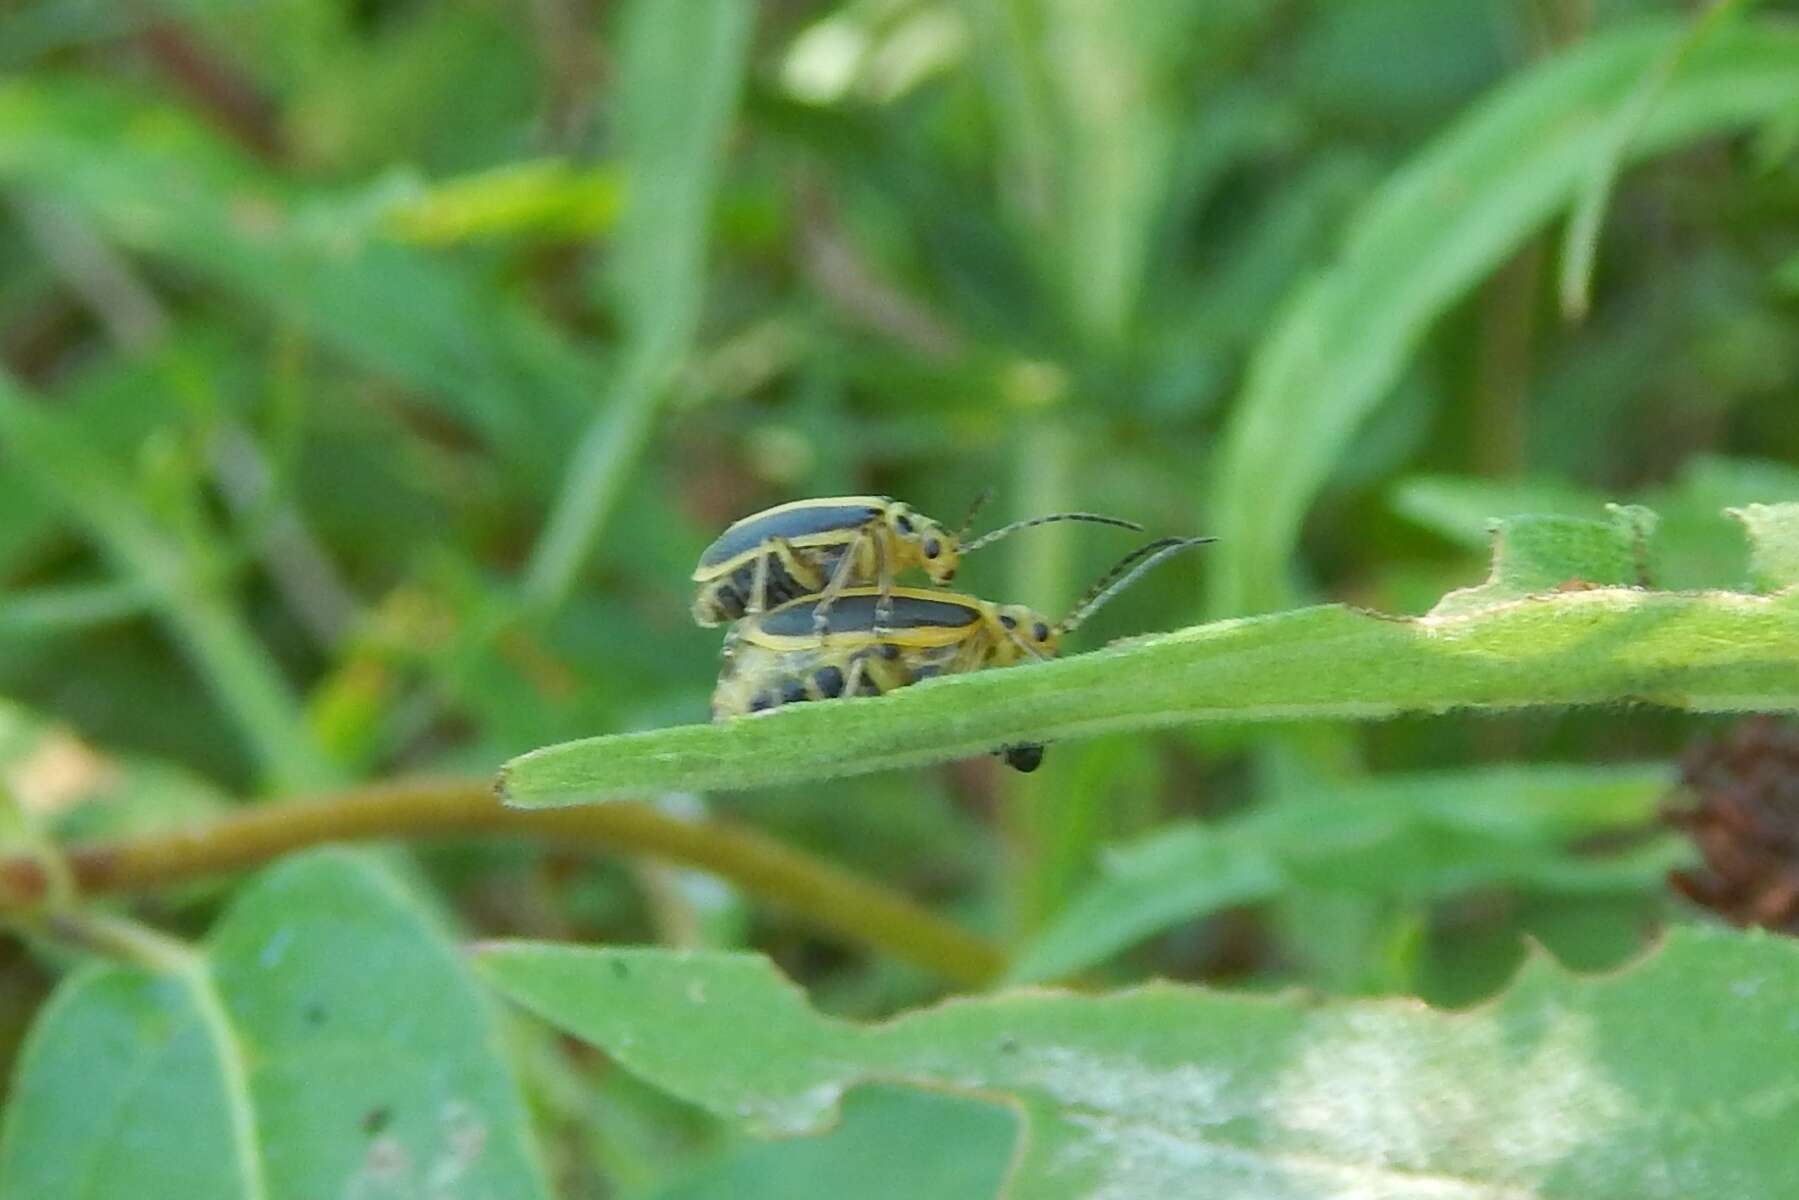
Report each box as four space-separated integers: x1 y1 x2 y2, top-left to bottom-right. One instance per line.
694 548 841 626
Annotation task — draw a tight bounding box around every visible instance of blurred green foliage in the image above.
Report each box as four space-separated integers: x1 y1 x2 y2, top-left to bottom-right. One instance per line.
1 0 1798 1195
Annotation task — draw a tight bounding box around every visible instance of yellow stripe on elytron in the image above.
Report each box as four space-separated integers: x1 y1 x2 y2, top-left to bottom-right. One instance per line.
692 528 875 582
739 587 988 651
691 496 892 582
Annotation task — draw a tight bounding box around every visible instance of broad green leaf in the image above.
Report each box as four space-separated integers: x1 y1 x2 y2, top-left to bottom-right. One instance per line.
0 851 549 1199
1208 22 1799 617
480 927 1799 1199
0 78 596 478
1428 507 1654 618
501 505 1799 805
1730 503 1799 592
1010 765 1676 984
0 966 257 1199
654 1086 1013 1200
523 0 754 609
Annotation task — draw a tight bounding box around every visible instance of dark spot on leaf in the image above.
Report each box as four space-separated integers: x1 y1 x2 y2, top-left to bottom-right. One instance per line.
305 1003 328 1026
997 1036 1019 1054
611 959 630 980
362 1107 393 1136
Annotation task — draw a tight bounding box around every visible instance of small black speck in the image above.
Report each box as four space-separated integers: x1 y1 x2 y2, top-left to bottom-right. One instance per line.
361 1107 393 1136
304 1003 327 1026
997 1036 1019 1054
611 959 630 980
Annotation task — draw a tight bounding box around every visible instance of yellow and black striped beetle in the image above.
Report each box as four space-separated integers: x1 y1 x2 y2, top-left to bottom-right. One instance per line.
689 493 1142 632
710 536 1215 771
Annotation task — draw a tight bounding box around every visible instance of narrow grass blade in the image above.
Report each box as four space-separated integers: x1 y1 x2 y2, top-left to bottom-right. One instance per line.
1209 22 1799 618
523 0 753 610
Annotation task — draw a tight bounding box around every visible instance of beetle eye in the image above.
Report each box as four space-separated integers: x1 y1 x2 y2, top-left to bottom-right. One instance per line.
1032 622 1050 642
895 514 914 534
999 614 1017 629
923 538 941 559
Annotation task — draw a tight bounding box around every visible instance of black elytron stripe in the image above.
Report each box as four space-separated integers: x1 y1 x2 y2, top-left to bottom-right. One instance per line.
758 592 979 637
698 502 884 570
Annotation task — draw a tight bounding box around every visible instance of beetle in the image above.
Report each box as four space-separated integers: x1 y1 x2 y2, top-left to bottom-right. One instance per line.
709 535 1215 771
689 493 1142 632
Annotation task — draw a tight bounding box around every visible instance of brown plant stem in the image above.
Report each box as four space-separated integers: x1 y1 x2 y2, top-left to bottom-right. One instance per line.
0 780 1004 989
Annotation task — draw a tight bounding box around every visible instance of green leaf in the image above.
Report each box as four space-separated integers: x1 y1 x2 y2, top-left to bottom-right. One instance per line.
653 1086 1013 1200
1208 21 1799 617
0 851 549 1199
1428 506 1655 618
1009 764 1675 984
480 927 1799 1199
501 505 1799 805
1393 457 1799 591
1730 503 1799 592
0 966 258 1199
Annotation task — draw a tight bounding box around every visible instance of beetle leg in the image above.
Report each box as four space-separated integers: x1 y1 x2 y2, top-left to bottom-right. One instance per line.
767 536 823 609
841 654 868 699
871 533 894 636
746 549 772 616
811 528 868 636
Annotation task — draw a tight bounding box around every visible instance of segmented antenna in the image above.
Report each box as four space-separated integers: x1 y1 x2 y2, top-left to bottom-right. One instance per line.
954 487 997 538
1056 536 1217 635
961 511 1144 554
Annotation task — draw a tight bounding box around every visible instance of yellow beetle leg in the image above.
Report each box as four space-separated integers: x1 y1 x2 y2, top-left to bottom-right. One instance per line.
870 533 894 636
840 654 868 699
745 549 773 616
808 528 872 635
769 536 824 601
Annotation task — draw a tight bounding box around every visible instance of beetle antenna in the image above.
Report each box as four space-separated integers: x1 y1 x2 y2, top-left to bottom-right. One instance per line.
962 512 1144 554
1056 536 1217 636
955 487 997 538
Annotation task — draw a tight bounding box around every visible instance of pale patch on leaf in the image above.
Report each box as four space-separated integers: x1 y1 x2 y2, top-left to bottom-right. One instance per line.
479 928 1799 1200
1729 503 1799 593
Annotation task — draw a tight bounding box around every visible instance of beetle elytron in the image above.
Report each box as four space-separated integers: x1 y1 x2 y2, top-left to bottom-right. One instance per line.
710 536 1215 770
690 493 1141 632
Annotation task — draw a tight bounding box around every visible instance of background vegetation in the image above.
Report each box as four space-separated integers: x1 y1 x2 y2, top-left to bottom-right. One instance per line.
0 0 1797 1196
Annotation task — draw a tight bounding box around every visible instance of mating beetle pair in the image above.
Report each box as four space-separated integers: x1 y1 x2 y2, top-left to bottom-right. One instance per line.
690 492 1139 630
691 494 1212 772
